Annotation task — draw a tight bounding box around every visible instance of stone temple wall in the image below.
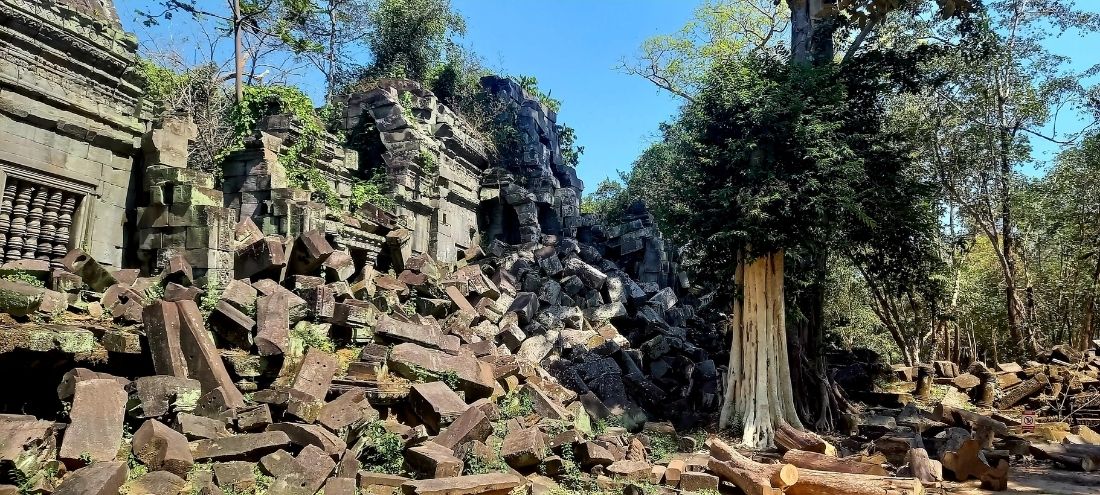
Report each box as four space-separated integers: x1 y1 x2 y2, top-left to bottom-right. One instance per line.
0 0 146 267
345 80 489 263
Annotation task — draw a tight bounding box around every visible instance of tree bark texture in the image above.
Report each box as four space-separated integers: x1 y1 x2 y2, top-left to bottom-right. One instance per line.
720 250 803 448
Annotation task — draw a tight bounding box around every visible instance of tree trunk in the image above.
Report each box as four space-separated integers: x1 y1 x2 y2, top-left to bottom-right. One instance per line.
720 250 803 448
232 0 244 103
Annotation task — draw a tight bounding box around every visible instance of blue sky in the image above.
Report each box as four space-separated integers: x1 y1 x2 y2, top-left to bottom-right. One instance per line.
114 0 1098 188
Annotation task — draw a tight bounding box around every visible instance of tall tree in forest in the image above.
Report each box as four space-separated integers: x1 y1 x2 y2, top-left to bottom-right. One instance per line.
624 0 971 445
896 0 1100 357
280 0 371 100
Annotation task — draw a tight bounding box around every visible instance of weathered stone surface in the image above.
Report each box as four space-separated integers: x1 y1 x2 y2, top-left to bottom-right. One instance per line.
400 473 525 495
291 347 339 400
375 314 443 348
59 379 126 467
295 444 336 493
176 300 246 409
213 461 255 492
53 461 127 495
255 291 291 355
178 413 230 440
360 471 410 495
409 381 469 433
142 301 189 377
128 470 186 494
133 419 193 477
318 389 377 432
192 431 291 461
502 427 547 468
130 375 200 418
266 423 346 456
389 343 495 399
221 279 259 311
434 406 491 450
406 441 463 478
260 449 301 477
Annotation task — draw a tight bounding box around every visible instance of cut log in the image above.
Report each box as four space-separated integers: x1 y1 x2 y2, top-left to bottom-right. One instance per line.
1029 443 1100 466
915 365 933 400
783 470 925 495
1029 443 1096 472
782 449 887 476
996 372 1022 389
907 447 943 483
996 362 1023 373
935 404 1009 436
774 421 833 455
995 372 1047 409
708 438 923 495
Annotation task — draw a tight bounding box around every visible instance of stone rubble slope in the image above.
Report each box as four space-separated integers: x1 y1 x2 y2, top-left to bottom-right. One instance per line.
0 206 726 495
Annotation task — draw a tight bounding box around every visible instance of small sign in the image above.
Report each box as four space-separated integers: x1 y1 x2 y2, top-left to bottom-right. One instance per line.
1022 410 1037 432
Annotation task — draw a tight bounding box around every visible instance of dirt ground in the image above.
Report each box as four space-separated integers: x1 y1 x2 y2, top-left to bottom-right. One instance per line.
942 467 1100 494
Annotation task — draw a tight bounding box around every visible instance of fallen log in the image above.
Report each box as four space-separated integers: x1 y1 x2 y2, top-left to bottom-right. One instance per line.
706 438 795 495
995 372 1047 409
775 421 834 455
783 470 925 495
782 449 887 476
1030 443 1100 466
1029 443 1096 472
707 438 923 495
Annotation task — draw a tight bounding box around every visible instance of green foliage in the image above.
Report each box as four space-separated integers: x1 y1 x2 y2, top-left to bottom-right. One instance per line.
199 281 222 319
357 421 404 474
0 273 43 287
230 84 343 210
349 172 396 212
361 0 466 82
291 323 336 353
580 179 629 223
517 75 561 113
461 439 506 475
645 432 678 462
496 390 534 420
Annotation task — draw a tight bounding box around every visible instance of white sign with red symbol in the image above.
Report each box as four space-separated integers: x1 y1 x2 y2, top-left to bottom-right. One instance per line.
1021 410 1036 432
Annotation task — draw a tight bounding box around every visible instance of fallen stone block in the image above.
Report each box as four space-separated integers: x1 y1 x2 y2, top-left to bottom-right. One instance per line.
409 382 469 433
59 379 127 468
295 444 337 493
267 423 347 457
405 441 463 478
178 413 230 440
318 389 377 432
208 300 256 349
213 461 255 492
399 473 524 495
221 279 258 312
255 291 291 355
177 300 246 409
322 477 357 495
0 278 45 317
260 449 301 477
236 404 273 432
434 406 491 450
52 461 127 495
291 347 340 401
61 249 117 292
127 470 186 495
192 431 291 461
502 427 547 469
388 343 495 400
129 375 201 418
132 419 193 477
375 314 442 348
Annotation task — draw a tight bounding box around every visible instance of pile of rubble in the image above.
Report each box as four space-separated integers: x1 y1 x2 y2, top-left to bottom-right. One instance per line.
0 197 727 495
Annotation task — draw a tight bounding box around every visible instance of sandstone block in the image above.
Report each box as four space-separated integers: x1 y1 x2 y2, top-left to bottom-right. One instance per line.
59 379 127 468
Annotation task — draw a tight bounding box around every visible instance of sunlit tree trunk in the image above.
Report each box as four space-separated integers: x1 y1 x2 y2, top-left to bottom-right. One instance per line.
720 250 804 448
